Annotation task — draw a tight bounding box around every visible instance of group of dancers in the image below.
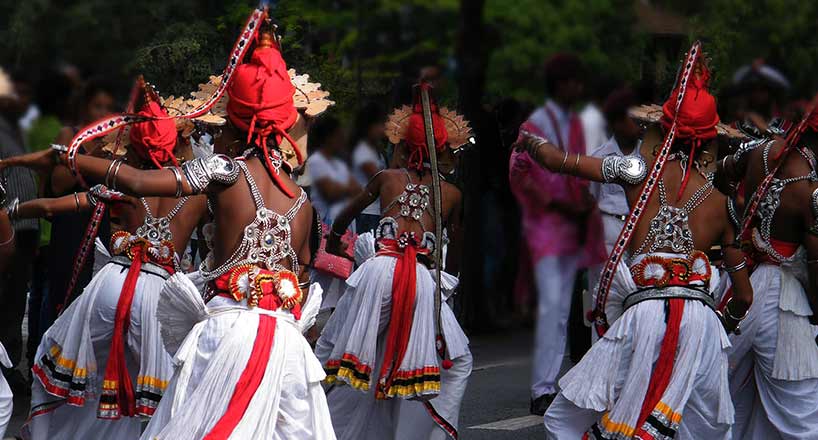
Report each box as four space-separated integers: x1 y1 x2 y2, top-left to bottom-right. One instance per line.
0 6 471 440
0 6 815 440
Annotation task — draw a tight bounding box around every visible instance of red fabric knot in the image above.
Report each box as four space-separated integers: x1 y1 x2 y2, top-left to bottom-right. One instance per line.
405 84 448 171
661 65 719 201
129 100 179 169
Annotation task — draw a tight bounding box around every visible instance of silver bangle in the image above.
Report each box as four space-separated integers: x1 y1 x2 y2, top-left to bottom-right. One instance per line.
724 297 749 321
110 160 125 191
170 167 183 198
723 259 746 273
5 198 19 221
73 192 81 212
104 159 119 188
557 150 569 173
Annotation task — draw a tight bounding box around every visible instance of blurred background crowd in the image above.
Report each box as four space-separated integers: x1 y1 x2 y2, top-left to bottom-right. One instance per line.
0 0 817 392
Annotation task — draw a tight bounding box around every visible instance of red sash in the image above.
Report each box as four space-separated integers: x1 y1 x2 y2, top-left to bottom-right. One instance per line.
375 238 431 399
98 235 175 419
202 266 302 439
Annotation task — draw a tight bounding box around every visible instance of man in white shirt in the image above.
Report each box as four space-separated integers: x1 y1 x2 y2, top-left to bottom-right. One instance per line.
350 104 387 233
307 116 360 225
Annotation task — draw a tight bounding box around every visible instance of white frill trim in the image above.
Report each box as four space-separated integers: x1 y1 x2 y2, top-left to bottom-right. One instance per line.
157 273 209 357
92 237 111 276
354 232 376 266
774 268 818 380
299 283 323 334
0 343 10 369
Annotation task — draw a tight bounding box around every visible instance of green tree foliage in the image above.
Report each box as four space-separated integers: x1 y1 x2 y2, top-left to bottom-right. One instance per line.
484 0 646 102
691 0 818 96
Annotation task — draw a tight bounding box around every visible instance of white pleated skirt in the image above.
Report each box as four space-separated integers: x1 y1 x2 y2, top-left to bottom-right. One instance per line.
315 255 471 439
141 274 336 440
25 260 173 440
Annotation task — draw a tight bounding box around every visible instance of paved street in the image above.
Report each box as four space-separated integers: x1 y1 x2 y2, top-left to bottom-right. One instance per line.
460 330 545 440
6 329 549 439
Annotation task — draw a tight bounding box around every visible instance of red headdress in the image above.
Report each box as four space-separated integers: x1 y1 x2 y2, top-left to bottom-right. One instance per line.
660 62 720 200
129 99 179 169
405 85 448 171
227 30 301 198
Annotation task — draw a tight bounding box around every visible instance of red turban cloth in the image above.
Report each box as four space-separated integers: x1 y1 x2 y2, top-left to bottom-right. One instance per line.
660 68 720 200
405 102 448 171
129 100 178 169
227 45 300 197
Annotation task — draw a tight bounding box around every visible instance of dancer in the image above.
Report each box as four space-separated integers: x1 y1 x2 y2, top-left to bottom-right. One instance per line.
520 43 754 439
2 80 206 439
316 85 472 439
2 12 337 438
716 99 818 439
0 181 14 439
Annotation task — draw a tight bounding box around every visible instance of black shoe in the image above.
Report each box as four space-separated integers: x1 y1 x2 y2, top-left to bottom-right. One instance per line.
530 393 556 416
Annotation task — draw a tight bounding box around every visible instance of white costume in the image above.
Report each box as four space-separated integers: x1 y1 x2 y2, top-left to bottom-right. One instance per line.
141 161 334 440
544 178 735 439
0 342 12 439
25 196 188 440
316 171 471 439
727 142 818 439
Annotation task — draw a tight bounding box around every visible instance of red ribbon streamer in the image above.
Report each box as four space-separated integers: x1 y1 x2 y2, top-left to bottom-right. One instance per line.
376 240 420 398
634 299 684 438
202 315 276 440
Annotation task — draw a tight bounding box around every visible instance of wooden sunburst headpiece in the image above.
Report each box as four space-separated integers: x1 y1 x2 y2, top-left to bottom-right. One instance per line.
385 105 473 150
100 69 334 167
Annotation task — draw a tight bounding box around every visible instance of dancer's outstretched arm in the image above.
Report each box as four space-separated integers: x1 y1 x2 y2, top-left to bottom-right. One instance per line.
517 131 647 187
4 189 133 220
0 148 236 198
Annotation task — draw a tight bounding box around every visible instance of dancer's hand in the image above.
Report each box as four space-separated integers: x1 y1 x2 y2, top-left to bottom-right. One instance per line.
0 149 60 176
326 234 353 261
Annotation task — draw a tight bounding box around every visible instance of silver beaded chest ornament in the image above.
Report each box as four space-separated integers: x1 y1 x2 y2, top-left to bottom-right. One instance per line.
634 174 714 256
753 143 816 262
200 160 306 281
738 93 818 244
63 7 267 188
591 41 703 336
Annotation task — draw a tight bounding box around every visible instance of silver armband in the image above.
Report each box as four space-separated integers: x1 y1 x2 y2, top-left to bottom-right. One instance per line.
181 154 240 194
601 155 647 185
810 187 818 236
734 138 765 163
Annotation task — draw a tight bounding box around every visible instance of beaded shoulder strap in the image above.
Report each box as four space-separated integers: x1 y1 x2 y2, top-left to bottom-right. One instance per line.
136 197 189 242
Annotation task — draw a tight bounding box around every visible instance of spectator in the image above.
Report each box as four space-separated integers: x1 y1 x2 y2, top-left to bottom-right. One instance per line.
34 78 115 356
24 67 77 370
0 69 39 391
307 115 360 224
510 53 605 415
586 88 642 330
580 75 620 153
350 102 387 233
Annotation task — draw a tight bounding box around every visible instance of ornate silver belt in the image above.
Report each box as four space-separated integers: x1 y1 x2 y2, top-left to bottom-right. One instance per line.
110 255 172 280
623 285 716 311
